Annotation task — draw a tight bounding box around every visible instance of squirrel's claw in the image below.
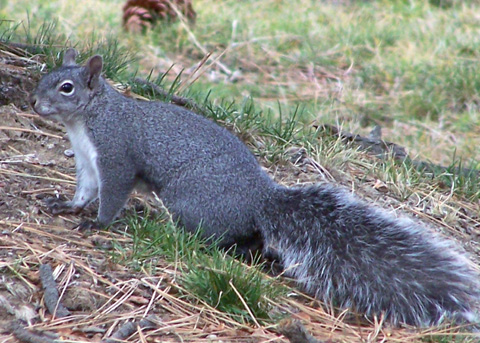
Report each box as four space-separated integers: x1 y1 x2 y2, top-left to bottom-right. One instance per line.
45 197 82 215
76 219 98 231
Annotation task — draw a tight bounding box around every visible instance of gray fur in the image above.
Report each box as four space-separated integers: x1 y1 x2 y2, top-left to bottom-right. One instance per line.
30 50 480 327
260 184 480 326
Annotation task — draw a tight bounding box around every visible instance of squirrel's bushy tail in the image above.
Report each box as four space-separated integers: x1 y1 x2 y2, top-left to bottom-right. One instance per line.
258 183 480 326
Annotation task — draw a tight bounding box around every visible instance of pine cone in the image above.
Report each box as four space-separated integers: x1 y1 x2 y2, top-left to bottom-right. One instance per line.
122 0 196 33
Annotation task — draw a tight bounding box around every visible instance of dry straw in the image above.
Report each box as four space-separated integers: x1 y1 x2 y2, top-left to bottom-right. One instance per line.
0 44 479 343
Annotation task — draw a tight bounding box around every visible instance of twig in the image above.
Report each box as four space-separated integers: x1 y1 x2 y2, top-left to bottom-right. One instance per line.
0 126 63 139
0 41 46 56
318 124 407 160
103 316 158 343
9 320 58 343
176 51 211 93
179 49 230 93
133 77 204 114
277 318 325 343
319 124 480 177
228 280 262 329
0 168 75 184
165 0 232 76
39 264 71 318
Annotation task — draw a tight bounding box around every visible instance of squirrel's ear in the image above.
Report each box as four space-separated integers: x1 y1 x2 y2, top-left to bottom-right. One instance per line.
62 48 78 66
85 55 103 90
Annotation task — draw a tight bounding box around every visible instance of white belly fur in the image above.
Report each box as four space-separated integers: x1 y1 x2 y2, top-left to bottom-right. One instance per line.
65 121 100 207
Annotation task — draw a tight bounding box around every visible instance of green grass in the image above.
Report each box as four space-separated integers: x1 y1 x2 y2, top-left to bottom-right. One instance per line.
421 331 480 343
112 212 285 325
4 0 480 143
2 0 480 218
0 19 136 79
3 0 480 332
2 4 480 343
437 157 480 199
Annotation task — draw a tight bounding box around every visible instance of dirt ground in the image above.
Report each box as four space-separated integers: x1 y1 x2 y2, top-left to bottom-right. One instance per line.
0 102 278 342
1 51 480 342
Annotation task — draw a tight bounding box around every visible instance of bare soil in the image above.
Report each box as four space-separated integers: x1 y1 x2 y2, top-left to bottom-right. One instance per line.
1 54 480 343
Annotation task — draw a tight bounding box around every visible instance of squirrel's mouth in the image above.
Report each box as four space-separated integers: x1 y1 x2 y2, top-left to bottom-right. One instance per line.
32 107 52 117
31 103 55 117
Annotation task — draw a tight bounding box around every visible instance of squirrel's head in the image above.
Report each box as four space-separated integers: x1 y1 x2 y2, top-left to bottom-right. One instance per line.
30 48 104 120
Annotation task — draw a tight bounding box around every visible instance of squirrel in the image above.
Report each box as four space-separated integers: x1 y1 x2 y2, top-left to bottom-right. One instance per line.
30 48 480 327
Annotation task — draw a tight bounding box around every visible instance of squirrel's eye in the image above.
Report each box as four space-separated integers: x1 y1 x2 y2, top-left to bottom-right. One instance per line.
59 81 75 96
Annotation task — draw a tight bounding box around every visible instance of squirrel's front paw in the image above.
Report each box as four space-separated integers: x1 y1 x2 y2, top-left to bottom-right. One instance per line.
76 219 99 231
45 197 82 215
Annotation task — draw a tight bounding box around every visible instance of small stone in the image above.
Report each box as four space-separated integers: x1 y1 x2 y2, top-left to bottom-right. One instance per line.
64 149 75 157
229 69 243 83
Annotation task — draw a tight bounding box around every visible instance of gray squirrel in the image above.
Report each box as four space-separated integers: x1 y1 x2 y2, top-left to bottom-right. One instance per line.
30 48 480 327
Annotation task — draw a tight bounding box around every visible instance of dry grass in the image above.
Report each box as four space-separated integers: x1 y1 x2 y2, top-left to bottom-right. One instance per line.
1 124 479 343
4 0 480 169
1 48 480 342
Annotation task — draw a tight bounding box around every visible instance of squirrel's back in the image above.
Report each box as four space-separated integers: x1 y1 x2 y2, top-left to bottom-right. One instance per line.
124 100 275 246
31 50 480 327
